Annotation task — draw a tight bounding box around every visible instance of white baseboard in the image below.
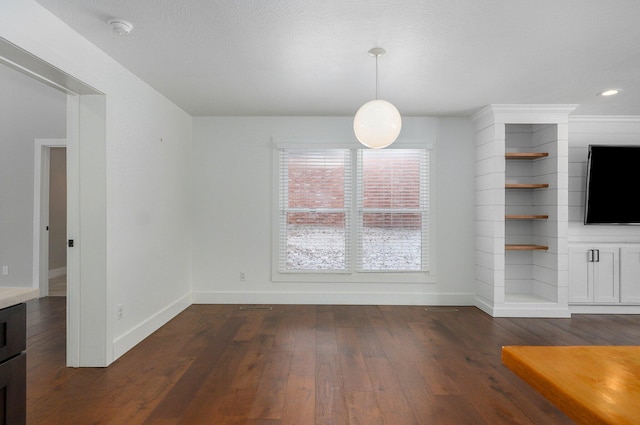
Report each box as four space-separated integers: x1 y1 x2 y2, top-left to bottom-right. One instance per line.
489 305 571 318
570 304 640 314
191 290 475 306
475 296 572 318
112 292 192 361
474 297 495 316
48 267 67 279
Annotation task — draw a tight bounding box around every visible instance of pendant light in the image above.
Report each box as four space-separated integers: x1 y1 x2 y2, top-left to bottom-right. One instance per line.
353 47 402 149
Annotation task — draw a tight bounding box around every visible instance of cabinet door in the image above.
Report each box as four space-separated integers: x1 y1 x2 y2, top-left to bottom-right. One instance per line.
620 246 640 303
569 247 592 303
0 303 26 362
593 247 619 303
0 353 26 425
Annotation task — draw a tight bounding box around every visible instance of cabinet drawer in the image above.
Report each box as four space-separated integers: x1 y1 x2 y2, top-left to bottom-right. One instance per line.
0 352 26 425
0 304 26 363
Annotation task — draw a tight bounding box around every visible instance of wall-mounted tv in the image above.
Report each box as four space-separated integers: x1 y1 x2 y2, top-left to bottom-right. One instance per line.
584 144 640 225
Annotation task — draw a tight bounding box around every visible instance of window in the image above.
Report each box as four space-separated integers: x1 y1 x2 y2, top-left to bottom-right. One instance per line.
276 143 430 279
357 149 428 271
279 149 352 272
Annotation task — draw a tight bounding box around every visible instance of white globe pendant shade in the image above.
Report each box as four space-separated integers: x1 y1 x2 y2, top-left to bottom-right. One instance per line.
353 99 402 149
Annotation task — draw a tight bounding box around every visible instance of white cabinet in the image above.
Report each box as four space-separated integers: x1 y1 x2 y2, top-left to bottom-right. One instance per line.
568 246 619 303
569 244 640 305
620 246 640 303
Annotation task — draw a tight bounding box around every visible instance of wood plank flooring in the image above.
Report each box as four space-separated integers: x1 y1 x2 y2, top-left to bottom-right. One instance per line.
25 298 640 424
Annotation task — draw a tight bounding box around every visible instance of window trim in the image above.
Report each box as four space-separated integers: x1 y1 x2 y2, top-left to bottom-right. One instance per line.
271 138 436 284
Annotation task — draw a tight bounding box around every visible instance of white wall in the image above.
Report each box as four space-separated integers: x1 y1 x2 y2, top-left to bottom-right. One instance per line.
568 116 640 243
0 64 66 287
0 0 193 365
192 116 476 305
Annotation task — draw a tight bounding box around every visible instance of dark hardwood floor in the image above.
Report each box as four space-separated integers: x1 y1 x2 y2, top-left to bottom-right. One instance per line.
25 297 640 424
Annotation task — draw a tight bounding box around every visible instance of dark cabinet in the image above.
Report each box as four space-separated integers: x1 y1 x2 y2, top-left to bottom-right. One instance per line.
0 303 26 425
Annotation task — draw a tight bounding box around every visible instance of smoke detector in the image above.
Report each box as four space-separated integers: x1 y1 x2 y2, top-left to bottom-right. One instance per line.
107 18 133 36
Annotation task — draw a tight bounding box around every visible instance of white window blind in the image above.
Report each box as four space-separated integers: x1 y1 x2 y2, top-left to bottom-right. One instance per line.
357 149 428 271
277 145 429 276
279 149 352 272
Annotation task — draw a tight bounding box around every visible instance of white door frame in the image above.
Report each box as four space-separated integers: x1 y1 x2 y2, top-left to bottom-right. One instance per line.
2 36 105 367
33 138 66 297
66 96 81 367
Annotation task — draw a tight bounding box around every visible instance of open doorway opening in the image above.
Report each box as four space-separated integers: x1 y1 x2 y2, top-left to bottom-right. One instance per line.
48 146 67 296
2 36 106 367
33 140 67 297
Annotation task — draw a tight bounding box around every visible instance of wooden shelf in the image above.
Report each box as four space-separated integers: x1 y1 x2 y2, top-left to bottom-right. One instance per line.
506 244 549 251
505 152 549 160
506 214 549 220
506 183 549 189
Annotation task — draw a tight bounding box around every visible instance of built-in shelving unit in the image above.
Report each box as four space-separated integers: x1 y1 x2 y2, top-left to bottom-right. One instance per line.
472 104 577 318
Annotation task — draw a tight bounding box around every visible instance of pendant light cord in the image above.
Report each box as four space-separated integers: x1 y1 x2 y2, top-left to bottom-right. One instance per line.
366 47 386 101
375 54 379 100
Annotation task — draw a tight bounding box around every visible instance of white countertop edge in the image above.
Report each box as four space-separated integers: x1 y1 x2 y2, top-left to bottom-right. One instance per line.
0 287 40 310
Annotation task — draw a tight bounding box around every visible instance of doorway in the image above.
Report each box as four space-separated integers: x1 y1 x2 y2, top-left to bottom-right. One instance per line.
48 146 67 296
33 141 67 297
2 36 107 367
48 147 67 296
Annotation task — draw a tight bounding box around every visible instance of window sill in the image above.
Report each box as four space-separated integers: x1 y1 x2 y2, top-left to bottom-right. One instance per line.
271 271 435 284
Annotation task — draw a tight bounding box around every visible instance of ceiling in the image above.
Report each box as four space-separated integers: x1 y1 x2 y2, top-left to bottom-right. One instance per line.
33 0 640 117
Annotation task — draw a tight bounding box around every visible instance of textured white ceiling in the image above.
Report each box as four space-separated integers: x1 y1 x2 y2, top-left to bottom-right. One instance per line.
33 0 640 117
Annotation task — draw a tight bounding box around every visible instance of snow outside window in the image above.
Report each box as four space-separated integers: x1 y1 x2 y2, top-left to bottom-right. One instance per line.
357 149 428 271
277 147 429 274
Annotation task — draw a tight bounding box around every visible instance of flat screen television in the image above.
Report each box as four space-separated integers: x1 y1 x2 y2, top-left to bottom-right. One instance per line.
584 144 640 225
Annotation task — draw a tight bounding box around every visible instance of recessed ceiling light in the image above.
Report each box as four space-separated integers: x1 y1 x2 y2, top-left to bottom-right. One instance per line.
598 89 621 96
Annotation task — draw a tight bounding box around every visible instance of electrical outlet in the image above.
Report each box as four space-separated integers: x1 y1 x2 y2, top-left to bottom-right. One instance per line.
117 304 124 320
2 266 7 276
239 271 247 281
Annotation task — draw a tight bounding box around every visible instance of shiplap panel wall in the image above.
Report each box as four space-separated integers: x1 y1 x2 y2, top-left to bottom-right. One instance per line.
475 120 506 308
568 117 640 243
533 124 568 303
505 125 538 297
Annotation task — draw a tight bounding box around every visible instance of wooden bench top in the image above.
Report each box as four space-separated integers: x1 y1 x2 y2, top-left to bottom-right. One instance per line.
502 345 640 425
